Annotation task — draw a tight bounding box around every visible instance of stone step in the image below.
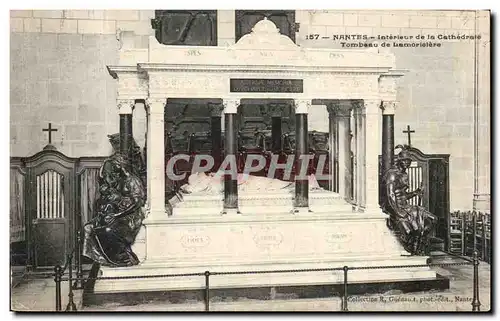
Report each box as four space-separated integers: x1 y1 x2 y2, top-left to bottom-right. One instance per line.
84 275 450 310
93 255 441 293
11 266 26 288
172 190 351 215
429 237 445 252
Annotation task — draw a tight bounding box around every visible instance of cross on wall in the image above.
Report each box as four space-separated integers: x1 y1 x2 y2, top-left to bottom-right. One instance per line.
402 125 415 147
42 123 58 144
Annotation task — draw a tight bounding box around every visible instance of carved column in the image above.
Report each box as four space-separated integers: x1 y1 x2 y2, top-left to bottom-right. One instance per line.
363 99 382 212
210 103 223 171
349 113 355 202
381 101 396 205
270 104 285 153
327 104 338 192
326 101 352 199
118 99 135 161
352 107 358 208
294 99 311 211
222 99 240 214
473 11 491 212
144 98 166 220
353 103 364 210
337 101 353 201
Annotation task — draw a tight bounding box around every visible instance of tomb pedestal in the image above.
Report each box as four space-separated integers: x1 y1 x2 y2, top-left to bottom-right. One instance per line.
95 205 440 294
94 191 445 295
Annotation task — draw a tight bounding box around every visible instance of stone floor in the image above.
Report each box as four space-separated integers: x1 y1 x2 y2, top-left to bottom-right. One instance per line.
10 255 491 312
11 277 84 312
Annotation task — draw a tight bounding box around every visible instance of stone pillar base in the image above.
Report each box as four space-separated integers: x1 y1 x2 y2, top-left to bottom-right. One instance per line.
221 208 239 215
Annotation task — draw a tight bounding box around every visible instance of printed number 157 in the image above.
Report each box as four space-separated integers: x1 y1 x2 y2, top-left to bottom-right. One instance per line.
306 34 319 40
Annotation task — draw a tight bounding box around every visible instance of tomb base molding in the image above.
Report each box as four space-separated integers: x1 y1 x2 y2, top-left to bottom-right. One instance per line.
94 208 442 294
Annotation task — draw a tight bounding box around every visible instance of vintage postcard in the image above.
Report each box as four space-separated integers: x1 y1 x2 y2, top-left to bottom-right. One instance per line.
10 9 491 312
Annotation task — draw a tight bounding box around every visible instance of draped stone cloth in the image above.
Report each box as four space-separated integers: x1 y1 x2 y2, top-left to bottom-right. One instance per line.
179 172 324 195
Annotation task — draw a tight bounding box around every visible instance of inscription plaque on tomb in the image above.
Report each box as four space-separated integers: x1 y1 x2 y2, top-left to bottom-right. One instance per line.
253 230 284 248
181 234 211 249
230 79 303 93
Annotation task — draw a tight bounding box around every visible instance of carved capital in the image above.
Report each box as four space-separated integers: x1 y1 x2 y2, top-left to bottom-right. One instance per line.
381 101 397 115
223 99 240 114
363 99 381 115
269 103 287 117
294 99 311 114
326 100 352 118
117 99 135 115
326 101 339 116
145 98 166 114
209 103 224 117
350 99 363 110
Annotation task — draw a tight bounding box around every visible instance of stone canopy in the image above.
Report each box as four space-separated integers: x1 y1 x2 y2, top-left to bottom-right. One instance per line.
108 18 402 102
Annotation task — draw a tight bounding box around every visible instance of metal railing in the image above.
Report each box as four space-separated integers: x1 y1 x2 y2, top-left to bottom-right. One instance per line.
449 211 491 263
54 250 482 312
54 248 76 311
54 229 84 312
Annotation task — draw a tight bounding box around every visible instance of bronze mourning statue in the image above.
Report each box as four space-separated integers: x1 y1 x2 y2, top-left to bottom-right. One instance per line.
107 133 147 188
382 145 437 255
83 135 146 267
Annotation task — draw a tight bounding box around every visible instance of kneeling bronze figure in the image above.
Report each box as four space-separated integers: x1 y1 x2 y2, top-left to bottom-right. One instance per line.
382 145 437 255
83 141 146 267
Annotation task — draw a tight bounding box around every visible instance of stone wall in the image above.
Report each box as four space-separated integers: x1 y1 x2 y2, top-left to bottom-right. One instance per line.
293 10 490 211
9 9 490 211
10 10 155 157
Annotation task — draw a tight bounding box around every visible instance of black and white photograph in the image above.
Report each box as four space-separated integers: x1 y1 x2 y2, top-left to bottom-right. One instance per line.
8 7 491 312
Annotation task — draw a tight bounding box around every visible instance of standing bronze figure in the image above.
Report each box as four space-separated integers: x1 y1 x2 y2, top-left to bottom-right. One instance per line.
382 145 437 255
83 136 146 267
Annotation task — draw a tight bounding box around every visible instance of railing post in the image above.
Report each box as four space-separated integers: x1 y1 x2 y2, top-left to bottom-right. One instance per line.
342 266 349 312
472 211 477 256
204 271 211 312
54 265 63 311
472 251 481 312
461 212 466 255
480 213 486 261
484 213 489 261
76 229 84 289
65 254 77 311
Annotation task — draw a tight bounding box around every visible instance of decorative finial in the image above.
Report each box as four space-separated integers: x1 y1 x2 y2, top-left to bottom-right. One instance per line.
252 18 279 34
43 144 57 151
